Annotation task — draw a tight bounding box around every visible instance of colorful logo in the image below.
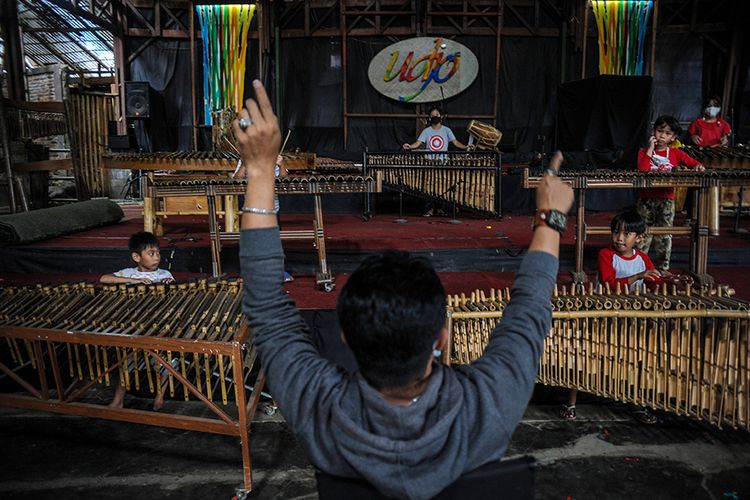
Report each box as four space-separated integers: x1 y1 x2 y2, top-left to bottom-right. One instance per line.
367 37 479 103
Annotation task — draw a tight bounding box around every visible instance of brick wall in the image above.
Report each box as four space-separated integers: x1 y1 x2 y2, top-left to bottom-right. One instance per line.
26 65 67 159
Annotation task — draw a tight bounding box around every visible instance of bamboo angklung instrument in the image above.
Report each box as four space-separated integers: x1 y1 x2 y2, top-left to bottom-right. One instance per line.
363 151 502 215
447 283 750 431
0 278 265 491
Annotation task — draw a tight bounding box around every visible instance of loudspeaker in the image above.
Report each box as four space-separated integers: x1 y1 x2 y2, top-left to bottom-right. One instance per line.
125 81 150 118
108 134 136 152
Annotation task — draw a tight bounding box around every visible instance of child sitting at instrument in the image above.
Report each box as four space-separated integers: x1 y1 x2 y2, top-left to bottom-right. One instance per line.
100 231 173 409
560 211 660 424
100 231 174 285
636 115 704 270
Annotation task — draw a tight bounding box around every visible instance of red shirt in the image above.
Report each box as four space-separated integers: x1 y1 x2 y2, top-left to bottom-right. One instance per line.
598 247 656 291
687 118 731 147
637 147 702 200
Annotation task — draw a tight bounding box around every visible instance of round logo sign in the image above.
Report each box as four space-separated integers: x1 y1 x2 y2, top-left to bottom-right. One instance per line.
367 37 479 103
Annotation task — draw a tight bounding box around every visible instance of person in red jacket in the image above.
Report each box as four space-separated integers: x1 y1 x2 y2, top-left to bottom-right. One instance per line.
636 115 704 270
688 96 731 147
560 211 661 424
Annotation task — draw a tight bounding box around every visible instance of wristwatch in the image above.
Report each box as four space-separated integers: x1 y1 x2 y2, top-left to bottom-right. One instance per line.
534 209 568 233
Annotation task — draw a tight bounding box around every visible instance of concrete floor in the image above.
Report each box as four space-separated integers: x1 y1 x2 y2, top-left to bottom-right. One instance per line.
1 396 749 500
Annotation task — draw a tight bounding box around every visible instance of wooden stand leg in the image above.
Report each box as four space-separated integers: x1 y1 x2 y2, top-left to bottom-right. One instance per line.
313 194 334 292
206 193 222 276
688 187 714 286
572 188 588 284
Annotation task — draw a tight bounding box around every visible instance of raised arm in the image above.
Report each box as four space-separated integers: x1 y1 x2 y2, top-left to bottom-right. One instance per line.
464 151 573 434
235 80 344 431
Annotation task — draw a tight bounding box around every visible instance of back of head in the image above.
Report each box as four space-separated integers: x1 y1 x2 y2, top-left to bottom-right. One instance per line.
611 211 647 235
337 252 446 390
653 115 681 136
129 231 160 254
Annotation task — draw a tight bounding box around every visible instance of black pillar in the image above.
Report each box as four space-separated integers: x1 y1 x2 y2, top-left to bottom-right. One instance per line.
0 0 25 100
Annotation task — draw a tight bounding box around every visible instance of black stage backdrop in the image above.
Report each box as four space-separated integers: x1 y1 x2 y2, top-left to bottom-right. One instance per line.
125 31 743 213
557 75 653 211
128 35 561 160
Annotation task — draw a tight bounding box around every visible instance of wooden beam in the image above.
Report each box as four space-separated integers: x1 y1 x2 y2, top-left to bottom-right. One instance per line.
125 0 156 34
161 3 188 32
1 0 26 101
13 159 73 172
5 99 65 113
127 37 157 64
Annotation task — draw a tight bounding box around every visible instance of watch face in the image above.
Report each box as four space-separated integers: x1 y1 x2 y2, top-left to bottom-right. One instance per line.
549 211 563 224
548 210 567 231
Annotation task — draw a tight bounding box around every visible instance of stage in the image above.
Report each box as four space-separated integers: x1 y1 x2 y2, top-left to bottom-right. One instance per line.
1 204 750 308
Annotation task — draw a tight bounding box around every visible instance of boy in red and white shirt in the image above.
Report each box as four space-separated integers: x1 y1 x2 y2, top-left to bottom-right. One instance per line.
636 115 704 270
560 211 661 424
598 211 661 292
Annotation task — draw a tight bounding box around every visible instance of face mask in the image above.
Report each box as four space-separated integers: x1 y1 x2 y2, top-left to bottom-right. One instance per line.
706 106 720 117
430 116 442 125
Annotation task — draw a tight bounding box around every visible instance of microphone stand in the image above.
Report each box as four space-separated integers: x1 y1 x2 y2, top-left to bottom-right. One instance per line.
440 181 462 224
394 174 408 224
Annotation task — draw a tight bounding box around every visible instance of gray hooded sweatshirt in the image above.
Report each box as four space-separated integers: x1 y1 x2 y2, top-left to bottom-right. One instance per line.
240 227 557 499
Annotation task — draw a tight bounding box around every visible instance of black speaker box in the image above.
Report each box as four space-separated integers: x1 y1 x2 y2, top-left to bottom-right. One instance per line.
125 81 150 118
108 134 136 152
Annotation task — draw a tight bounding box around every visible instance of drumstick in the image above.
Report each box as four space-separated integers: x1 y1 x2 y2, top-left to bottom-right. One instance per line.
280 129 292 153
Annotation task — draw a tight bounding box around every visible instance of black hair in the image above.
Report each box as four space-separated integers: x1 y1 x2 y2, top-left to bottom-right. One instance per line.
704 95 721 107
427 105 443 116
336 252 446 390
129 231 160 254
610 211 647 235
653 115 681 136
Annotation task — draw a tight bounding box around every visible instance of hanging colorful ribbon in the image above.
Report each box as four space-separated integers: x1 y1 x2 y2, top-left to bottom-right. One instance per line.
196 4 255 125
591 1 653 76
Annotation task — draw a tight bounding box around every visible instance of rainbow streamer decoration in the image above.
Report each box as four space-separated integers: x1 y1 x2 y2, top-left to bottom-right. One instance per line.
591 1 653 76
196 4 255 125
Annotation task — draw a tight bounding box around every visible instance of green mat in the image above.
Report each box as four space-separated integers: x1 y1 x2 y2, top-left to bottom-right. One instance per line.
0 199 124 245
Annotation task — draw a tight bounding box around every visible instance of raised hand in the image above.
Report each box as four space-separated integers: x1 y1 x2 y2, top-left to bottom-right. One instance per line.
232 80 282 180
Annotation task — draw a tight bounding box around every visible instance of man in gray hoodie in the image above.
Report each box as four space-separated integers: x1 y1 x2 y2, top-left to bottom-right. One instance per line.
235 80 574 499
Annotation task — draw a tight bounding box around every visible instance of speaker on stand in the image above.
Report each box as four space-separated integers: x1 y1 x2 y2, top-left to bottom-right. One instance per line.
125 81 151 118
123 81 151 200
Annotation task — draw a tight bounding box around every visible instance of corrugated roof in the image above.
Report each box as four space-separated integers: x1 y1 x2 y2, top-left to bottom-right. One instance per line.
1 0 114 75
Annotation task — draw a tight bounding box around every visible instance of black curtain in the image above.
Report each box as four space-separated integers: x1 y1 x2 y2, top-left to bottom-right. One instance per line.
128 39 193 152
557 75 653 211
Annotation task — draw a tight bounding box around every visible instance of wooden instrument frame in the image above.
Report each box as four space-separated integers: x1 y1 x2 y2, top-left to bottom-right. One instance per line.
362 151 502 218
522 168 750 285
0 322 264 493
144 174 380 291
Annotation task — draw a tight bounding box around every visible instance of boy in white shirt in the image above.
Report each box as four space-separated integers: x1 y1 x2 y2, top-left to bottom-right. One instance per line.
100 231 173 409
100 231 174 285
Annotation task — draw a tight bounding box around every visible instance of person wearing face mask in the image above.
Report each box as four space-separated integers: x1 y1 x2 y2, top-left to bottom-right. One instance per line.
688 96 731 147
402 106 475 152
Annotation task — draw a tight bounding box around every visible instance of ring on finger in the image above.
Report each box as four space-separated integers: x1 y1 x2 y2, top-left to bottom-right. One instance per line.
238 117 251 130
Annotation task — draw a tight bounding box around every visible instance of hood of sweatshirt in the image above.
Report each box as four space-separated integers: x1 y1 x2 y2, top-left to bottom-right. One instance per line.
301 363 500 499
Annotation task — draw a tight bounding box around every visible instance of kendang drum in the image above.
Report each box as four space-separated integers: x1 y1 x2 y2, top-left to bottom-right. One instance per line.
467 120 502 150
